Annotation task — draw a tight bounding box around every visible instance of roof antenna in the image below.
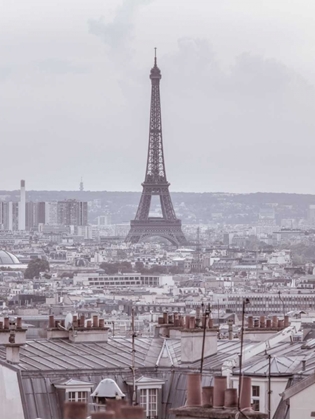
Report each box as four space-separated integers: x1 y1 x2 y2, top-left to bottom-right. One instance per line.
154 47 157 66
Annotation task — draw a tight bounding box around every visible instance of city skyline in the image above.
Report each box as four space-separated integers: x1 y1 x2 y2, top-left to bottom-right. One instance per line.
1 1 315 193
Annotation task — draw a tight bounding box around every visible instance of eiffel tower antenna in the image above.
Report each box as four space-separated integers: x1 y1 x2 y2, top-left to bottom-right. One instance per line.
125 52 187 246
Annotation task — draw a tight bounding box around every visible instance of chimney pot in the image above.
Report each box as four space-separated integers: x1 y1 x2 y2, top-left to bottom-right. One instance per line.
202 386 213 407
185 315 190 328
247 316 253 329
195 307 201 327
302 360 306 371
168 314 173 324
0 321 3 329
105 399 127 418
224 388 237 408
278 319 284 328
91 411 115 419
80 315 85 327
121 406 145 419
49 315 55 328
63 402 87 419
158 317 164 325
4 317 9 329
189 316 196 329
163 312 168 324
16 317 22 329
284 315 290 328
239 376 252 410
213 376 227 408
272 316 278 328
266 319 271 328
186 373 202 407
93 315 98 328
260 315 266 328
99 318 105 328
87 320 92 328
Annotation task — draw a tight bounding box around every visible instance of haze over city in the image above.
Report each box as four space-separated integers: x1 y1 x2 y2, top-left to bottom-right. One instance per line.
1 0 315 193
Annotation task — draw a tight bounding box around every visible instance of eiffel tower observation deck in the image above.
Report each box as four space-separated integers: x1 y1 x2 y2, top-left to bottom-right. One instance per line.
125 51 187 246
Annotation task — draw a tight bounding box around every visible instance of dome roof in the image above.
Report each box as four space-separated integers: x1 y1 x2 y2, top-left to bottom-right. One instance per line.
0 250 20 265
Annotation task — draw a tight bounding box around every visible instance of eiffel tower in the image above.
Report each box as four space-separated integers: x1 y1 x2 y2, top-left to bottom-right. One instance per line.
125 51 187 246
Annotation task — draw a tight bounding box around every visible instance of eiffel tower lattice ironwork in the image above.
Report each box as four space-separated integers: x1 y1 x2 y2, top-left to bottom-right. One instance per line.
125 52 187 246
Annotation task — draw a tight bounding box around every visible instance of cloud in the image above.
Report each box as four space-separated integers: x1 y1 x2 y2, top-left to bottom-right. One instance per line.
0 67 11 82
88 0 153 59
36 59 88 75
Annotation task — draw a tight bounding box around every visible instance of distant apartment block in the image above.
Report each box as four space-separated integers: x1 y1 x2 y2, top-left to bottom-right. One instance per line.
57 200 88 226
0 199 88 231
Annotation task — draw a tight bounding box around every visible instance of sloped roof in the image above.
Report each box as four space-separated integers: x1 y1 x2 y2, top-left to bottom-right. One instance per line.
234 356 304 376
54 378 94 387
91 378 125 398
0 337 165 371
283 373 315 401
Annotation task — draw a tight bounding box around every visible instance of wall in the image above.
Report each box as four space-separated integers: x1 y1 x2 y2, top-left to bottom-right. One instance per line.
0 364 24 419
290 382 315 419
231 376 288 418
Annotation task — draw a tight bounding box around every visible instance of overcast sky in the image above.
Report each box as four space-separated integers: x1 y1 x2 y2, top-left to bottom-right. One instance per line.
1 0 315 193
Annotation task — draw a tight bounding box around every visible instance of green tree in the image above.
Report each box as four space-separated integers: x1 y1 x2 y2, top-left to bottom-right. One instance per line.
24 258 50 279
100 261 133 274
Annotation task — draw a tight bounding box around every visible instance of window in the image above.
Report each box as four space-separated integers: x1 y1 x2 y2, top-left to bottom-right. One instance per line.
67 391 88 402
140 389 158 418
252 386 260 411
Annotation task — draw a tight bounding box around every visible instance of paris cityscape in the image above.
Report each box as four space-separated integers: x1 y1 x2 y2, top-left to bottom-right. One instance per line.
1 1 315 419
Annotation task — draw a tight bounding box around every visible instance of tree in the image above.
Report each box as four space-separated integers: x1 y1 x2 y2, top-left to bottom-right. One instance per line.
100 261 133 274
24 258 50 279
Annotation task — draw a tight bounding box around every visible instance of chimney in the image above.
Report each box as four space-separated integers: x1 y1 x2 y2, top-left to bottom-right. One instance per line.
195 307 201 328
302 359 306 371
284 315 290 328
278 319 284 328
181 327 217 363
120 406 145 419
228 319 233 340
189 316 195 329
266 319 271 328
6 344 21 364
213 376 227 408
247 316 253 329
272 316 278 328
202 386 213 407
224 388 237 408
186 373 202 407
49 315 55 328
239 377 252 410
0 317 27 345
260 316 266 329
19 180 26 231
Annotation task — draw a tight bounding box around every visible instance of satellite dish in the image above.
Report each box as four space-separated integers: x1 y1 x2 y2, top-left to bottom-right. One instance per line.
65 313 73 330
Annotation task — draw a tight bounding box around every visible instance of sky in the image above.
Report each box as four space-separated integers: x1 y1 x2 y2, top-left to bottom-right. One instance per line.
1 0 315 193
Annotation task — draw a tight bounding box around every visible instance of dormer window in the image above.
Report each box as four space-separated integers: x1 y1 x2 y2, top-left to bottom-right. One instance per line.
67 391 88 403
126 376 165 419
140 388 158 418
54 378 93 405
